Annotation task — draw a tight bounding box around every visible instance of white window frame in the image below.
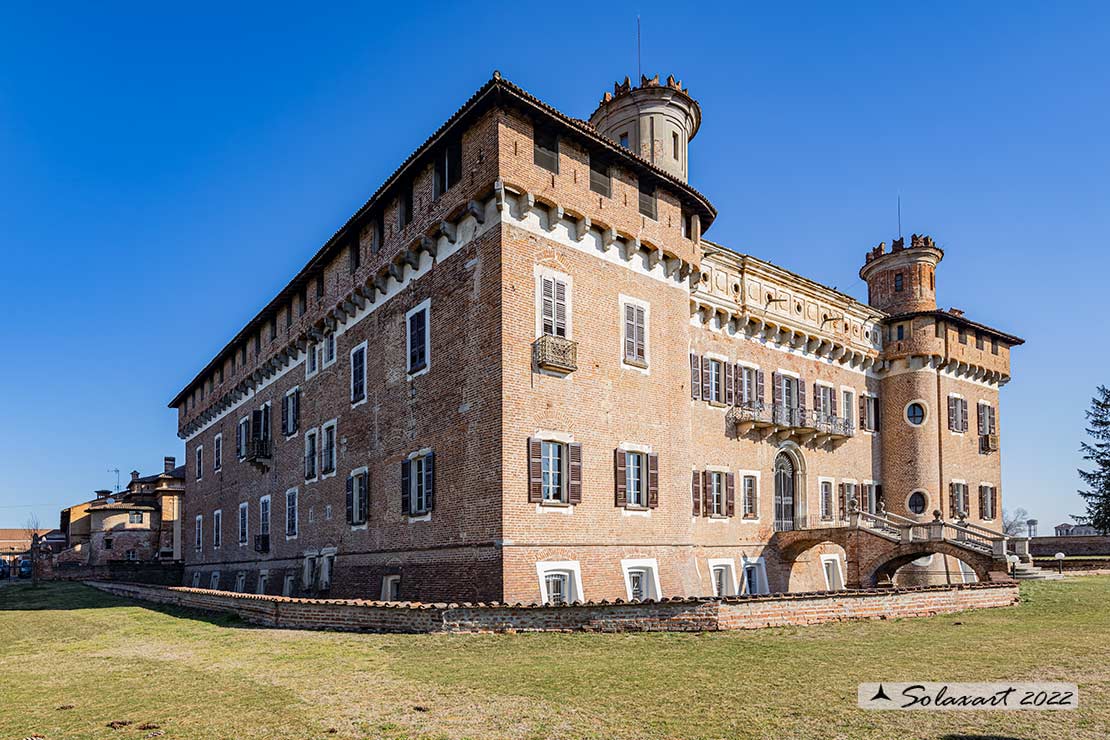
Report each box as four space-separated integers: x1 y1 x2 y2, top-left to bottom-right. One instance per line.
320 419 338 479
534 266 573 340
195 445 203 481
619 294 650 373
237 416 250 460
814 381 836 418
285 487 299 539
818 477 835 521
740 556 769 595
708 470 726 517
283 387 300 438
737 363 759 407
978 481 997 521
405 298 432 379
820 554 846 590
213 433 222 472
350 465 369 529
304 428 319 482
738 469 761 521
861 393 879 433
625 449 647 508
406 449 433 518
305 342 320 379
259 494 271 538
708 558 738 597
540 438 568 504
194 514 203 550
350 340 368 408
381 574 401 601
238 502 249 546
536 560 584 605
948 393 966 435
321 332 337 369
212 509 222 549
209 571 220 590
706 357 724 404
620 558 662 601
862 480 880 515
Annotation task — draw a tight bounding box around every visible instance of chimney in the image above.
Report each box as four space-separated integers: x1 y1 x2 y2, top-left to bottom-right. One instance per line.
164 456 176 473
130 470 140 482
94 489 113 500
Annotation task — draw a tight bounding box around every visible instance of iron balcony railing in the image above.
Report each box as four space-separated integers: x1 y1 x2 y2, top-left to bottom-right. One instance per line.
253 534 270 553
532 334 578 374
728 403 854 438
245 438 272 462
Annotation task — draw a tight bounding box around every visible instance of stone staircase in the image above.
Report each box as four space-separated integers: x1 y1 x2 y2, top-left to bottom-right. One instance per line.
1012 561 1064 580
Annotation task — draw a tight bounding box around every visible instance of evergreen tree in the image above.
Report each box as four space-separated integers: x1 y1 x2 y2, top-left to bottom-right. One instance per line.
1076 385 1110 534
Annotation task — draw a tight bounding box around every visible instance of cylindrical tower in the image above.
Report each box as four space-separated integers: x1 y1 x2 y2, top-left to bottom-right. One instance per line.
589 74 701 183
859 234 944 314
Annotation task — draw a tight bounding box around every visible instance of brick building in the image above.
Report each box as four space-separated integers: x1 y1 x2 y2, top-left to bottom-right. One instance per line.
172 72 1022 603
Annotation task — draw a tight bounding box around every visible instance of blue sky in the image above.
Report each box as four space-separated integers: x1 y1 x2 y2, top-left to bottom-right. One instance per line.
1 2 1106 530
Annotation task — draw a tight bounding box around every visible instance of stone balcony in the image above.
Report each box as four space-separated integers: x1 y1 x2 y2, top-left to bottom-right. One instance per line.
726 403 854 443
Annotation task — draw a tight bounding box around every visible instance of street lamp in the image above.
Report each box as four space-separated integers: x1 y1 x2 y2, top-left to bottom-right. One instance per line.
1006 553 1020 578
1054 552 1066 575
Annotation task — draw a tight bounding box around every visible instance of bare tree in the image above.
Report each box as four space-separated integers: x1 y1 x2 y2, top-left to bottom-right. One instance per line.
1001 507 1029 537
24 513 41 587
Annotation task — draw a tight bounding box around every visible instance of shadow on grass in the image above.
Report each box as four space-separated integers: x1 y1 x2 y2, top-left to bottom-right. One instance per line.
0 581 257 630
941 736 1026 740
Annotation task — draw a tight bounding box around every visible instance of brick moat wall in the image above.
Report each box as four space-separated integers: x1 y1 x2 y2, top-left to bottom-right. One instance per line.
86 580 1018 634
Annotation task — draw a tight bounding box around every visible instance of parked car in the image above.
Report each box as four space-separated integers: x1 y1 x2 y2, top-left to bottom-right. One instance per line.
0 561 9 579
17 559 33 578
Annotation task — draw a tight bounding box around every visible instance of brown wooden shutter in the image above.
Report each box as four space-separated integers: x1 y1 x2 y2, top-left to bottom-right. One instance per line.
647 453 659 509
771 371 781 408
989 406 997 434
961 399 969 432
528 438 543 503
281 395 289 436
567 443 583 504
756 369 765 407
726 473 736 517
725 362 735 406
797 378 806 415
990 486 998 520
948 396 957 431
701 359 712 400
401 460 411 515
977 403 987 435
345 476 355 524
830 387 838 417
292 390 300 434
859 395 867 431
424 452 435 511
624 304 635 361
978 485 986 518
949 482 957 516
691 470 701 516
838 482 846 519
702 470 711 516
359 475 369 524
690 354 701 400
614 449 628 507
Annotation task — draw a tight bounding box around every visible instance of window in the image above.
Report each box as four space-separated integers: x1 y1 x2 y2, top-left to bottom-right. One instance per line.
821 555 845 590
906 402 926 426
842 482 857 520
371 212 384 255
322 333 336 368
820 480 834 520
977 402 997 443
741 559 769 595
545 572 568 605
195 445 203 480
672 131 680 160
125 549 138 561
626 451 645 507
991 337 999 355
212 509 222 548
259 495 270 538
285 489 299 537
282 388 300 437
588 155 610 197
637 178 656 219
210 572 220 590
306 343 319 378
959 326 967 345
742 475 757 518
129 511 143 524
237 417 250 459
712 566 727 597
864 483 882 514
623 302 647 367
316 274 325 300
709 471 725 516
815 384 835 420
541 441 565 503
861 395 880 432
738 366 760 408
950 482 969 518
347 469 369 525
540 276 568 338
238 502 249 545
304 429 318 481
537 561 583 604
976 333 985 350
192 572 201 588
619 131 629 148
270 320 277 342
908 491 927 515
213 434 222 472
705 359 724 404
286 304 293 328
399 181 413 229
235 572 246 593
842 390 854 426
403 452 435 516
894 273 904 292
381 575 401 601
896 324 905 341
533 127 559 173
406 300 430 375
622 559 660 601
257 572 269 595
948 395 969 432
194 515 202 550
434 137 462 198
350 343 367 405
321 422 337 476
979 485 997 520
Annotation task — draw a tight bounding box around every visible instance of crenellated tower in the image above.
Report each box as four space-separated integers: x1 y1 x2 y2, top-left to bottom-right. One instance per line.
859 234 944 314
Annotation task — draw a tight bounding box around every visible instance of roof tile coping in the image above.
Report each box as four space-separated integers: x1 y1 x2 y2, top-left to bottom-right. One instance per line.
169 72 717 409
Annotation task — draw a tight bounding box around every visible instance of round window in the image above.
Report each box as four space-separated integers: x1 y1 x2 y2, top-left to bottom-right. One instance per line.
906 402 926 426
908 492 927 515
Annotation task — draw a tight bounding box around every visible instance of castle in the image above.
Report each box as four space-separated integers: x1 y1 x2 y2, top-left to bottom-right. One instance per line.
171 72 1022 602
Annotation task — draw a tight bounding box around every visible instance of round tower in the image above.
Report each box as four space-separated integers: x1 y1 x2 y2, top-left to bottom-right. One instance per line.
859 234 944 314
589 74 701 183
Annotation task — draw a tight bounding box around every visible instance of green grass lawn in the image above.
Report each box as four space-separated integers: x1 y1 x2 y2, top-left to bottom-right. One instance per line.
1 579 1108 740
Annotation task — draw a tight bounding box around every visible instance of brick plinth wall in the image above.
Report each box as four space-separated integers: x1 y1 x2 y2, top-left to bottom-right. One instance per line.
1029 535 1110 557
86 581 1019 634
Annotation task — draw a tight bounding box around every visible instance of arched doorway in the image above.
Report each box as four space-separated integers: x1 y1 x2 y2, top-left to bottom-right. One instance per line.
774 453 796 531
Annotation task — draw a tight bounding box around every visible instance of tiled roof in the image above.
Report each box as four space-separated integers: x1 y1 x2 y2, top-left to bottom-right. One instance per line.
885 309 1024 345
169 72 717 408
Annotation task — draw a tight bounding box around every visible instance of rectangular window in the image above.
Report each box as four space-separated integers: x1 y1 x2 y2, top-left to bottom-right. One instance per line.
710 471 725 516
742 475 757 518
195 445 203 480
820 481 833 520
238 503 248 545
843 482 857 519
707 359 723 403
588 155 610 197
979 485 997 520
285 489 298 537
382 574 401 601
896 324 905 341
212 510 222 549
371 212 384 255
738 366 757 407
862 395 880 432
628 570 647 601
959 326 967 345
533 127 559 173
322 333 336 367
195 515 202 550
952 483 969 517
351 344 367 404
626 451 645 507
619 132 629 148
842 390 854 426
541 277 568 338
408 453 432 514
637 178 656 219
210 572 220 590
129 511 143 524
269 320 277 342
349 470 369 525
406 301 430 375
545 572 568 605
541 440 565 503
433 137 462 198
815 384 835 419
316 274 324 300
672 131 680 160
991 337 999 355
976 333 985 350
894 273 904 292
213 434 222 472
321 423 337 476
623 303 647 366
349 238 361 274
283 389 300 436
259 496 270 538
398 181 413 229
304 430 318 480
286 304 293 328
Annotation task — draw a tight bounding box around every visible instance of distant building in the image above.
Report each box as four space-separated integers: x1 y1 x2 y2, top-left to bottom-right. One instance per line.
1055 522 1099 537
55 457 186 567
0 528 51 565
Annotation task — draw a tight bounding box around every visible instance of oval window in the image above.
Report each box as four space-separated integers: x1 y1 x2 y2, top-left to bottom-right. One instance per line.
908 492 927 515
906 403 926 426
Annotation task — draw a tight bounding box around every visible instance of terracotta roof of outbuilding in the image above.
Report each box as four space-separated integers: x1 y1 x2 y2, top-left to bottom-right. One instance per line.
169 72 717 408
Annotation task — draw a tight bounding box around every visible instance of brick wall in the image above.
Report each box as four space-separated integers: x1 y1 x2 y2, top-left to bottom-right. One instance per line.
87 580 1017 633
1029 535 1110 557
